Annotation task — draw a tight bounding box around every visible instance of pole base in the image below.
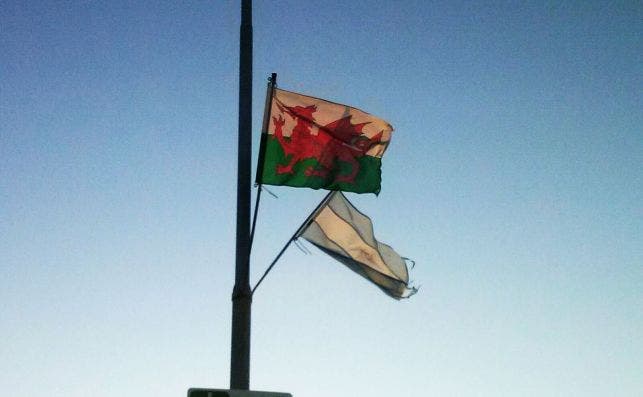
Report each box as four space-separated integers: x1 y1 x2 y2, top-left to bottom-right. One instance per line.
187 388 292 397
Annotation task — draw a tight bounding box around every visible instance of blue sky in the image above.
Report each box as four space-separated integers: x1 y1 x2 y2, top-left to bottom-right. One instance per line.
1 1 641 396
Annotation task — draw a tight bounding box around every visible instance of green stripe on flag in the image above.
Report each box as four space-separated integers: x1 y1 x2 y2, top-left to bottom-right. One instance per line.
260 136 382 194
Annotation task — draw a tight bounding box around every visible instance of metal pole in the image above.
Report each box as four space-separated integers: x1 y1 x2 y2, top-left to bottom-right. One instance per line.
252 191 335 295
254 73 277 187
230 0 252 390
249 73 277 251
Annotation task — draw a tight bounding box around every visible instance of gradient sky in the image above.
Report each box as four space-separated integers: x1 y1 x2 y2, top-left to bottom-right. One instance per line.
1 1 641 396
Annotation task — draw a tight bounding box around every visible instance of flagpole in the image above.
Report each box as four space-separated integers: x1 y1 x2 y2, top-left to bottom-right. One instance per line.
254 73 277 187
231 0 252 391
249 73 277 250
252 191 335 294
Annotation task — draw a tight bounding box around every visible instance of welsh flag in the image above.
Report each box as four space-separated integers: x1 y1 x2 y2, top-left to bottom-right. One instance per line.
258 88 393 194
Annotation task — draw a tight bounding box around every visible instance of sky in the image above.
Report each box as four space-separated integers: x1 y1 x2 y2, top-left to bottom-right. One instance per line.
1 1 641 396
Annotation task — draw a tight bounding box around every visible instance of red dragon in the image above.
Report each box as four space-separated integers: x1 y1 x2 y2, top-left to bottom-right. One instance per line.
272 103 384 184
